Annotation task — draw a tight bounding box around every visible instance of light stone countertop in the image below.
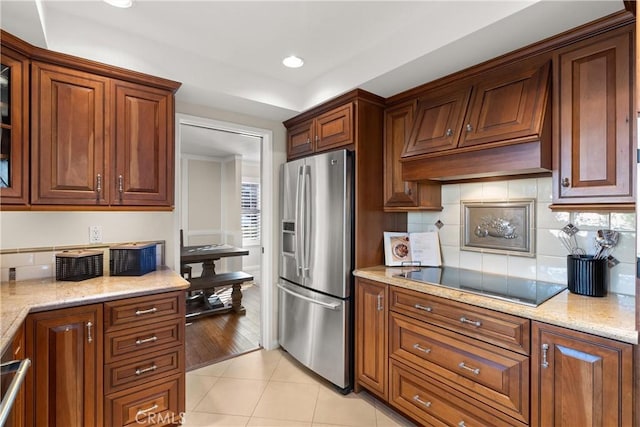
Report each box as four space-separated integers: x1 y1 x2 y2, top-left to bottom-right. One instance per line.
0 267 189 355
355 266 638 345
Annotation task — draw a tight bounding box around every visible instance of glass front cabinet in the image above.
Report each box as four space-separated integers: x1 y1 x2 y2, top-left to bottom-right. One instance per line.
0 46 29 205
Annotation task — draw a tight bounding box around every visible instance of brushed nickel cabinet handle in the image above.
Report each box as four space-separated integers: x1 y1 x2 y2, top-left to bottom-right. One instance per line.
135 364 158 376
118 174 124 200
135 336 158 345
96 174 102 197
136 404 159 417
414 304 432 312
412 394 431 408
413 343 431 354
86 322 93 343
376 294 383 311
460 316 481 327
458 362 480 375
562 177 570 187
542 343 549 368
135 307 158 316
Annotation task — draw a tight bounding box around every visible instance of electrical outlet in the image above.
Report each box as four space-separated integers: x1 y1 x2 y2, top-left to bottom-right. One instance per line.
89 225 103 244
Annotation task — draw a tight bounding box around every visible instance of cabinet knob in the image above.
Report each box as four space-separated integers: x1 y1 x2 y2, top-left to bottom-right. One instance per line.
445 128 453 137
405 187 412 196
465 123 473 132
561 177 570 187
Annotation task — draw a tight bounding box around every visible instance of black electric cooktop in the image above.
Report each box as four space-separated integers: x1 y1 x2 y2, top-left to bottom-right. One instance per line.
394 267 567 307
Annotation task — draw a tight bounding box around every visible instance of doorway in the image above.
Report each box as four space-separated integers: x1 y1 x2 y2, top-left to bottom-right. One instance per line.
174 114 274 370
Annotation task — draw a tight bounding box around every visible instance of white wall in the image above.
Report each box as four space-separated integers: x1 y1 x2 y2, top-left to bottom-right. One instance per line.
407 177 636 296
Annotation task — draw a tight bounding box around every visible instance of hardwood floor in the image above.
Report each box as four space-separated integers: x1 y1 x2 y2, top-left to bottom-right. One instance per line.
185 282 261 371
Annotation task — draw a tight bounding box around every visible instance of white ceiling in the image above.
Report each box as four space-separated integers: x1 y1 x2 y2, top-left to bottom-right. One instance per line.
0 0 625 159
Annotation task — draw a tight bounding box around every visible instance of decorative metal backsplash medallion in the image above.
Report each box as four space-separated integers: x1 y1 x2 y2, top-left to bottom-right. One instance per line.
461 199 535 257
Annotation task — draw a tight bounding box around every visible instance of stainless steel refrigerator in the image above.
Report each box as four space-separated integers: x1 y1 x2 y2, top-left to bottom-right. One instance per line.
278 149 353 391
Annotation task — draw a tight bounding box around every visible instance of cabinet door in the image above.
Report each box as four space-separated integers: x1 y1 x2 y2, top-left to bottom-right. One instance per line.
0 47 29 205
459 59 551 148
531 321 632 427
404 85 471 156
554 31 633 203
314 103 353 152
113 81 173 206
384 102 419 207
355 278 388 399
31 62 110 205
25 304 103 427
287 119 314 159
384 102 442 211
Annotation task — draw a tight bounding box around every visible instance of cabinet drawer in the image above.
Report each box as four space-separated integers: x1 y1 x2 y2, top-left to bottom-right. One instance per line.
390 312 529 423
105 292 184 332
390 286 530 354
105 347 184 394
390 360 526 427
105 373 184 427
105 318 184 363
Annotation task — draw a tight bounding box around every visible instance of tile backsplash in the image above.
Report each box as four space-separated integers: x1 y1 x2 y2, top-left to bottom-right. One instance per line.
0 242 165 282
407 177 636 296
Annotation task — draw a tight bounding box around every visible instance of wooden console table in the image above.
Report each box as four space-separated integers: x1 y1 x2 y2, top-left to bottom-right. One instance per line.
180 244 252 319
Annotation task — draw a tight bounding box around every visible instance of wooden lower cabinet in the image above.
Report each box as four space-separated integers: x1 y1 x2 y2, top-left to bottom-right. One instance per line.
354 278 388 400
22 291 185 427
1 324 26 427
25 304 103 427
390 360 524 427
104 291 186 427
531 321 633 427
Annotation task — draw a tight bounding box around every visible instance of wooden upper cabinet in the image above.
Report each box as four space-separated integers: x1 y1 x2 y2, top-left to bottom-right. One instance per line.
113 81 173 206
285 102 353 159
0 46 30 205
403 59 551 158
383 101 441 211
314 103 353 151
287 119 314 158
553 28 634 206
460 59 551 148
531 321 632 427
404 86 471 156
31 62 110 205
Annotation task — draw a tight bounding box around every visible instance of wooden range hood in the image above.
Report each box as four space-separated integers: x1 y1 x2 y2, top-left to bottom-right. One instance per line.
399 57 552 182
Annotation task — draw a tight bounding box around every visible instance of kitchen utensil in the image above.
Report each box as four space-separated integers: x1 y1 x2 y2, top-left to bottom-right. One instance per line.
594 229 619 259
559 223 585 255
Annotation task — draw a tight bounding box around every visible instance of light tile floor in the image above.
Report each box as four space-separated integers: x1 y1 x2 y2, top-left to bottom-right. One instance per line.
183 348 417 427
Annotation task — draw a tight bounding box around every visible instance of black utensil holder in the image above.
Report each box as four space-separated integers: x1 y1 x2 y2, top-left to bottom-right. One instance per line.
567 255 608 297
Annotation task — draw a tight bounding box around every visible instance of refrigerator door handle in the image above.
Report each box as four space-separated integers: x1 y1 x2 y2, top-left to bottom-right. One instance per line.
295 165 304 275
277 283 341 310
302 164 311 276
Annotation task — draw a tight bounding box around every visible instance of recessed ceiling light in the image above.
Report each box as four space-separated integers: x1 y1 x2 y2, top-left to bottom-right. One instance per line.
282 55 304 69
103 0 133 8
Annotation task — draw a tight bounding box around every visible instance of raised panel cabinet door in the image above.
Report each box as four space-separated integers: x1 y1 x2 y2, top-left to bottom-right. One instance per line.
531 321 632 427
355 279 388 399
555 31 633 202
459 59 551 148
314 103 353 152
25 304 103 427
287 119 314 159
0 46 29 205
403 85 472 156
113 81 173 206
31 62 109 205
384 102 419 208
